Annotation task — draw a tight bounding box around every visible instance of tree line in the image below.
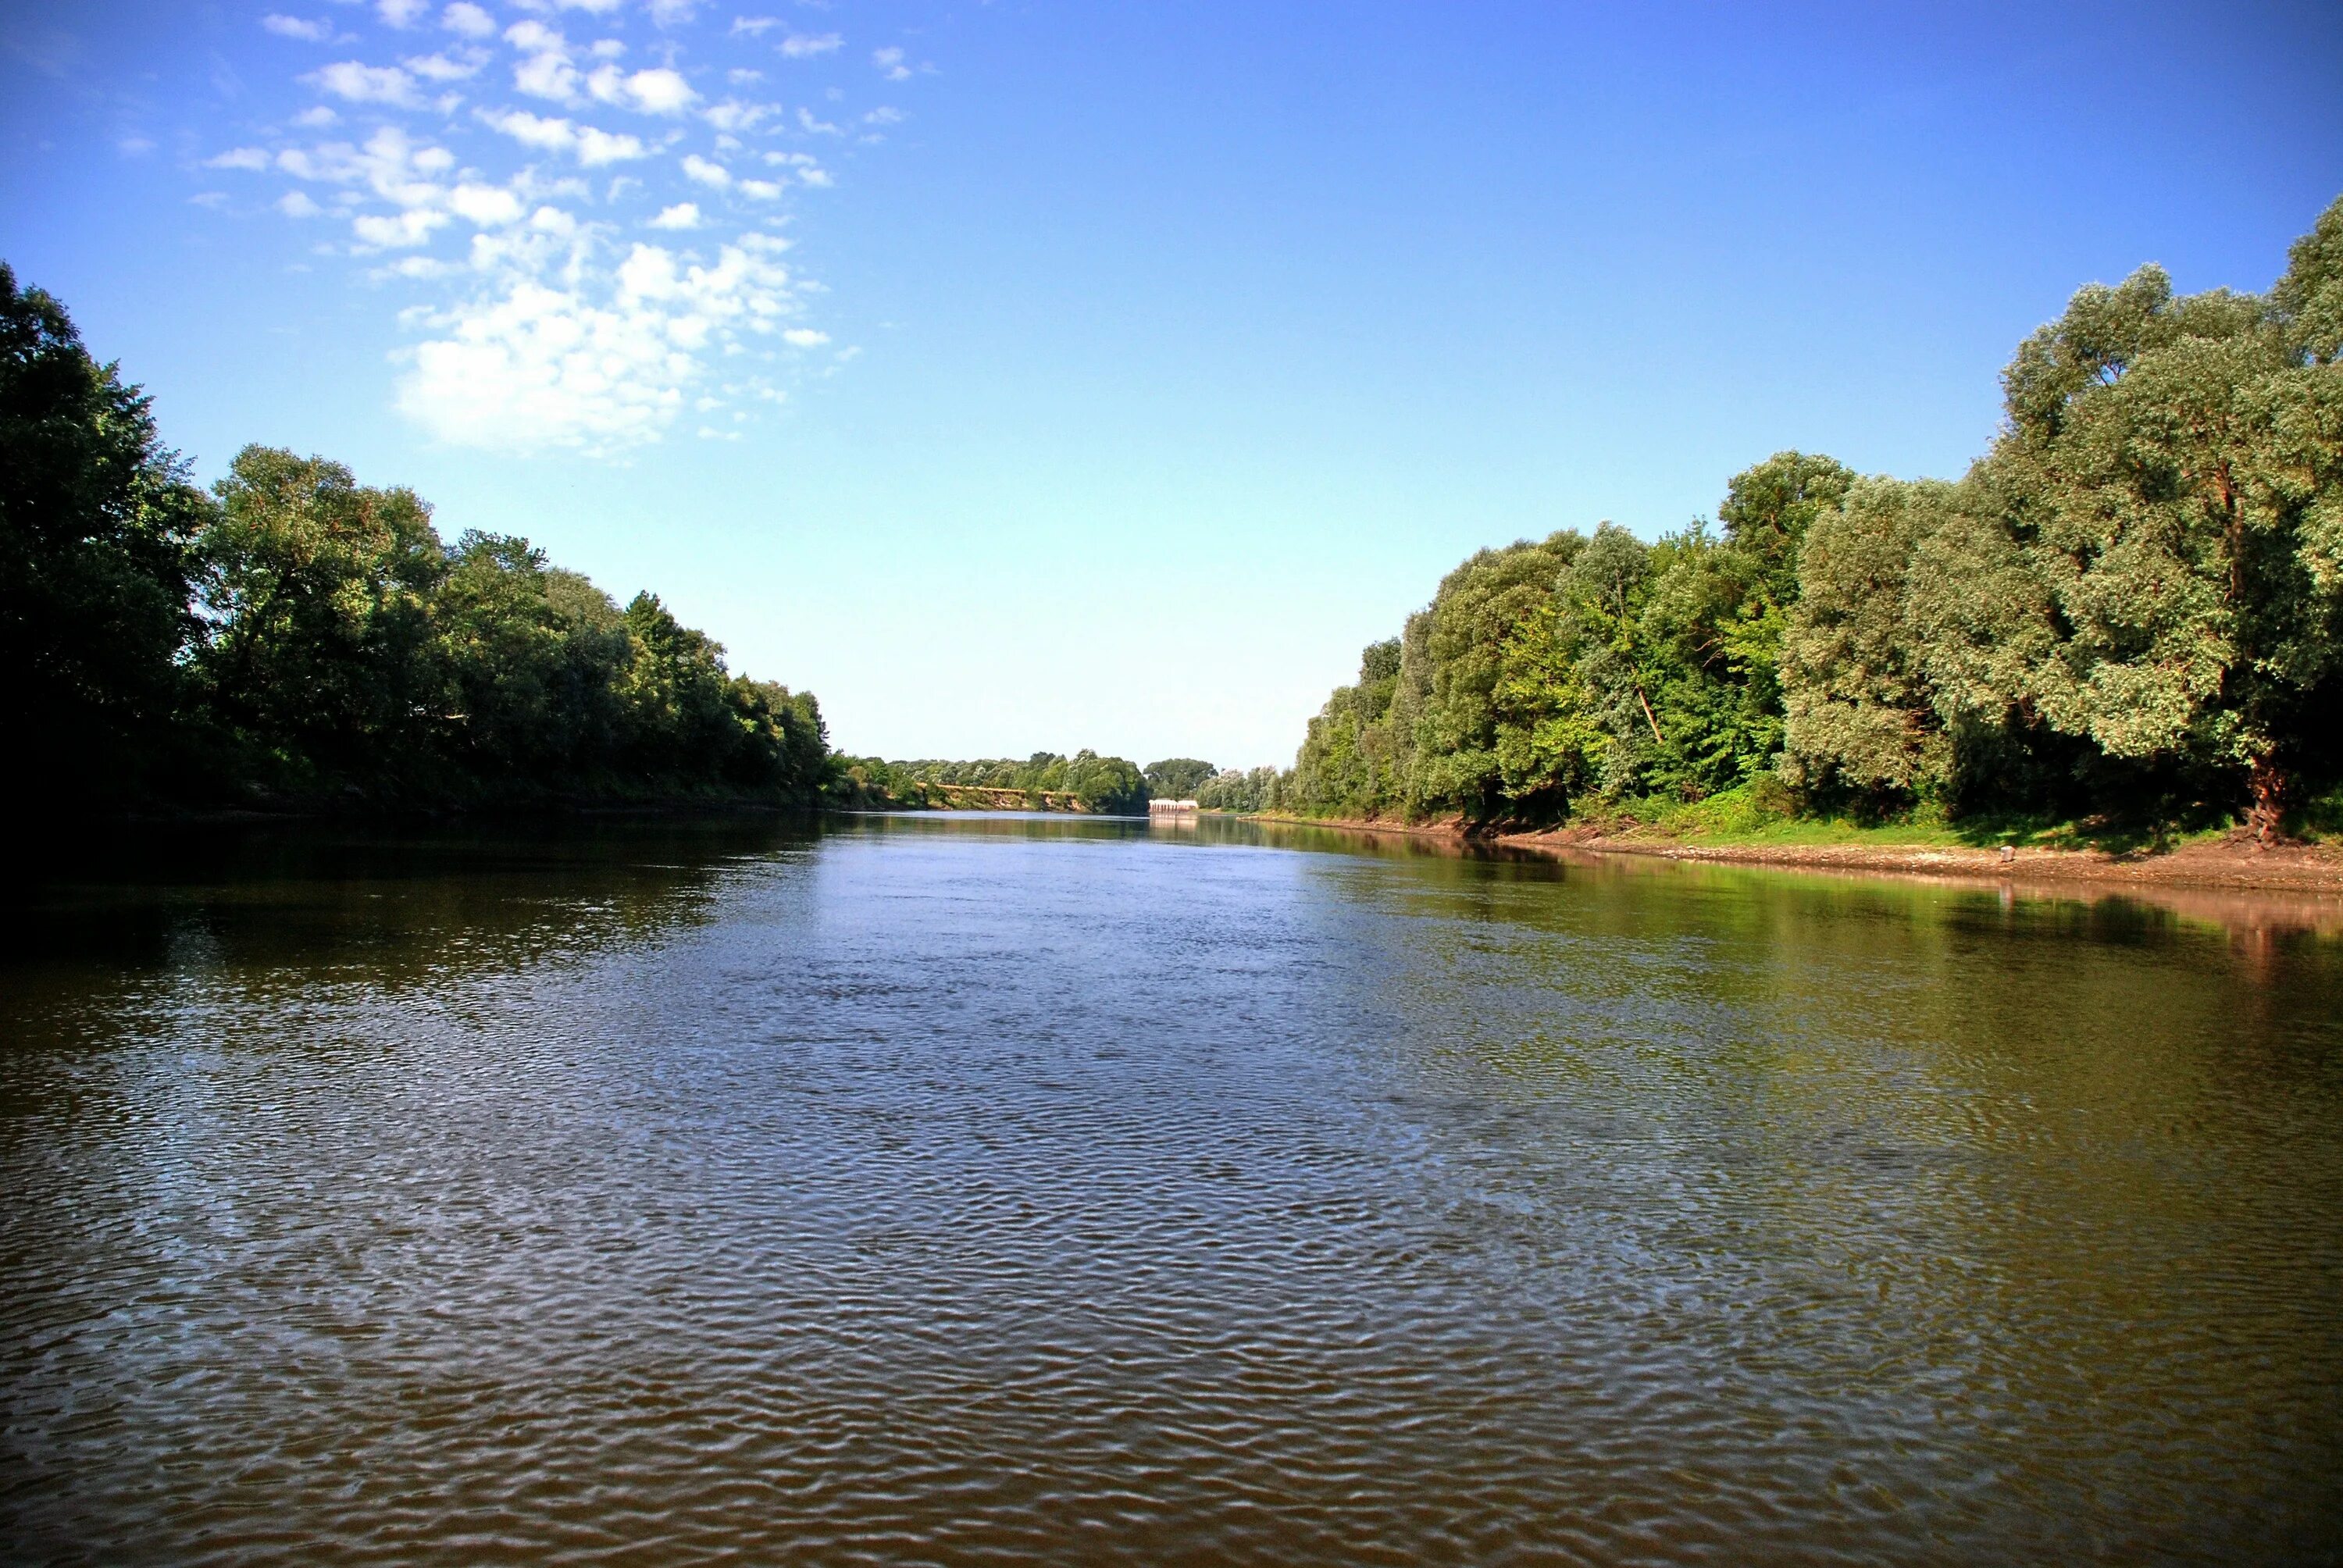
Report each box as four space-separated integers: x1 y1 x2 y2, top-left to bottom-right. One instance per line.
4 263 828 814
835 752 1152 814
1271 198 2343 841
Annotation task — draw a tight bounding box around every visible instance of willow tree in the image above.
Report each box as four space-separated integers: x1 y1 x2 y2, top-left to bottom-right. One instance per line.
1988 198 2343 838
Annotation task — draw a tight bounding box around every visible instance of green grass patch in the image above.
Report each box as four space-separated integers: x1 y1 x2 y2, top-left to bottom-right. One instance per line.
1580 782 2240 856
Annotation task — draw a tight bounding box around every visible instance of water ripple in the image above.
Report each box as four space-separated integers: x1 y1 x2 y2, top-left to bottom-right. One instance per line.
3 819 2340 1565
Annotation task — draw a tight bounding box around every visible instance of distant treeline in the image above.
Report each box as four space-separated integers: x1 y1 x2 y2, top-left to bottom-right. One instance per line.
829 754 1280 815
836 752 1152 814
4 263 827 814
1270 198 2343 839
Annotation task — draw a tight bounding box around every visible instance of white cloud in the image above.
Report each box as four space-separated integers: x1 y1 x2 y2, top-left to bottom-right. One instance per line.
308 60 426 107
476 107 651 166
276 126 454 212
264 14 336 41
441 2 495 38
701 98 768 133
863 105 902 126
395 235 799 453
505 21 580 102
404 50 483 80
872 46 910 81
587 64 697 114
480 105 572 151
354 207 450 248
214 0 881 455
576 126 649 165
449 181 524 224
762 149 829 187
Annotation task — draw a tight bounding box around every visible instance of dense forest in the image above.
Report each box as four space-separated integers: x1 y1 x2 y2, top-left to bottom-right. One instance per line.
1268 198 2343 843
3 263 829 814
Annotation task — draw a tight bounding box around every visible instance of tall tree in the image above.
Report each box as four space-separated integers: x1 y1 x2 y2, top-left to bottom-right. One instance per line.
0 263 212 804
1985 209 2343 838
198 447 447 788
1143 757 1216 800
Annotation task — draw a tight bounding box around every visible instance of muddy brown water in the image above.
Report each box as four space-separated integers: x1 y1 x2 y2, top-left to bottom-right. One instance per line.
4 813 2340 1565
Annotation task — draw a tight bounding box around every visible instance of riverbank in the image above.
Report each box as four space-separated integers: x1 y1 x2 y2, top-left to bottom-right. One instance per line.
1246 812 2343 894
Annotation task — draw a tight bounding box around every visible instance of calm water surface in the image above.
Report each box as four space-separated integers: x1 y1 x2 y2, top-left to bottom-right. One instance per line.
4 813 2341 1565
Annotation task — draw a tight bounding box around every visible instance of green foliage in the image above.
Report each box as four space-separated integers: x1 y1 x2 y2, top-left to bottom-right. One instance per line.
1 264 830 814
1981 244 2343 834
1143 757 1217 800
199 447 447 786
877 750 1150 812
1779 477 1955 796
1717 450 1854 607
1 262 212 806
1272 199 2343 839
1196 765 1285 813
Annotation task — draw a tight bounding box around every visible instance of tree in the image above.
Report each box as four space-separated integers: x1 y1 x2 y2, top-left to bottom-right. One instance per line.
198 446 446 789
1143 757 1216 800
1779 478 1960 797
1984 212 2343 838
1717 451 1855 608
1408 533 1582 814
1 262 212 804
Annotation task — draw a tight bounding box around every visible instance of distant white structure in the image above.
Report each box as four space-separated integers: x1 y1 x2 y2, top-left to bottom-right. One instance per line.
1148 798 1200 814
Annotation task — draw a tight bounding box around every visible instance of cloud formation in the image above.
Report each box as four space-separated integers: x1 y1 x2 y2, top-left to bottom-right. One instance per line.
195 0 927 454
263 15 337 43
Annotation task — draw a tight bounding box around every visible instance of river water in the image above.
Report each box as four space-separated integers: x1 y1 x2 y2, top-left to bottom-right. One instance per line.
3 813 2340 1566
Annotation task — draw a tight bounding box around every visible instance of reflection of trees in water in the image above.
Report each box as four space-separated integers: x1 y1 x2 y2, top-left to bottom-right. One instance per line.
847 810 1159 843
1239 817 2343 946
1290 823 2343 1510
2 819 823 1024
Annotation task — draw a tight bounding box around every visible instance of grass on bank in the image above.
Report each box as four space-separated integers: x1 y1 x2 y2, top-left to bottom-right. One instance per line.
1266 779 2343 857
1561 779 2343 855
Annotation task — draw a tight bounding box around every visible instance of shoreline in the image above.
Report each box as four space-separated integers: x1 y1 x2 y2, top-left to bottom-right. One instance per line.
1243 812 2343 896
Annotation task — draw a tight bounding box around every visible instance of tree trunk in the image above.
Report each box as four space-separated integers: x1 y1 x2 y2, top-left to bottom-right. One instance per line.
2246 754 2287 847
1635 685 1666 748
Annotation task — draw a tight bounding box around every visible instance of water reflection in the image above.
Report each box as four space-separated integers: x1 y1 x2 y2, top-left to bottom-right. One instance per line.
2 813 2338 1566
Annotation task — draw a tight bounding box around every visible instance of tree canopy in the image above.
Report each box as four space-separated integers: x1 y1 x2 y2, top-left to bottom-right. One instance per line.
1271 198 2343 839
5 266 830 814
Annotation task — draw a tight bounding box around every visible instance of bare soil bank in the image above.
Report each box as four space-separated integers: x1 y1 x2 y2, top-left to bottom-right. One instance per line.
1250 813 2343 896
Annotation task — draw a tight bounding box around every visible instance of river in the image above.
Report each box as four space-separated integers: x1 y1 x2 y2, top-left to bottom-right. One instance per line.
3 813 2339 1565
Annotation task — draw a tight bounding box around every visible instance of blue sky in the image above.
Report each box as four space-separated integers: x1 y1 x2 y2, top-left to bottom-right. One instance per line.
4 2 2340 768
